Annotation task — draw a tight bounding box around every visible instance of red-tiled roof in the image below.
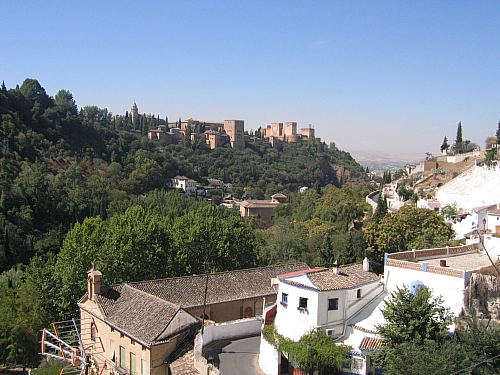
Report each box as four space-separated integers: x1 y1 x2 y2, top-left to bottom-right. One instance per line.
240 200 279 208
278 267 327 279
359 336 382 352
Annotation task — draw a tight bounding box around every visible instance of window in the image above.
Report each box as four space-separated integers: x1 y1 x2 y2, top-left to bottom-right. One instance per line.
109 340 115 363
352 358 364 370
119 346 126 369
141 359 146 375
281 293 288 305
357 289 362 299
328 298 339 311
298 297 308 309
130 352 137 375
90 323 96 342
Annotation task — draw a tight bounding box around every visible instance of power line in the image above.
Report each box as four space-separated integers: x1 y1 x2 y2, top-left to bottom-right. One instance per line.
451 353 500 374
474 229 500 277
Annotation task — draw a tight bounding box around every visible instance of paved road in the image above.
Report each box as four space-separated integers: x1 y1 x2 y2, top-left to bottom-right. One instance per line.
204 335 263 375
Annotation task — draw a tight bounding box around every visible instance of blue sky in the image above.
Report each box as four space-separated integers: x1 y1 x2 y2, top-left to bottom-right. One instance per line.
1 1 499 155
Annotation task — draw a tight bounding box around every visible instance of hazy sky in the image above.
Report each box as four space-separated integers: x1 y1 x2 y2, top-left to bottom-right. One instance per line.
1 1 499 155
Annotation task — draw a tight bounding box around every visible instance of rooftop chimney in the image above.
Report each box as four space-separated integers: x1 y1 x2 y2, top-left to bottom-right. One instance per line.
87 268 102 302
363 257 370 272
439 259 447 267
332 260 339 275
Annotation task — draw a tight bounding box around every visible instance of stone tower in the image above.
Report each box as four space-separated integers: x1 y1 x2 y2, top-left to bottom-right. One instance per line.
224 120 245 150
131 101 139 128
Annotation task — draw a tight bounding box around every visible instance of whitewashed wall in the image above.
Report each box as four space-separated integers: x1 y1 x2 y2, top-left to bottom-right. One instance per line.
258 333 279 375
384 265 466 317
275 281 319 341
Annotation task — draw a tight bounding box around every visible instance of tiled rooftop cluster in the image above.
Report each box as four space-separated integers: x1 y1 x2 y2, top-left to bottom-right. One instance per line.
279 264 380 291
85 263 308 345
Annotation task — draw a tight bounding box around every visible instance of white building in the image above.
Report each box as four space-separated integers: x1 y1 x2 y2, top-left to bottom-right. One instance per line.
486 206 500 234
435 165 500 211
169 176 199 195
416 198 441 211
444 204 498 240
259 243 499 375
259 260 384 375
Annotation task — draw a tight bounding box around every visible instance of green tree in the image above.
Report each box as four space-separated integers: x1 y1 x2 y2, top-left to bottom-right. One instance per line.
365 205 454 261
0 267 46 367
99 206 171 284
19 78 52 109
54 89 77 116
440 136 449 153
373 193 388 221
456 121 463 144
263 325 350 374
376 339 462 375
376 286 453 347
375 308 500 375
170 205 258 274
54 216 106 317
496 120 500 145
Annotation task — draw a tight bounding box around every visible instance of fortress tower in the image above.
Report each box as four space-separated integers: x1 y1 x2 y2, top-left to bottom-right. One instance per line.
131 101 139 127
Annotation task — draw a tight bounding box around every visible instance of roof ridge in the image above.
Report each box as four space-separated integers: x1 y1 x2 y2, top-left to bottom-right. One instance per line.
123 283 182 310
126 263 309 286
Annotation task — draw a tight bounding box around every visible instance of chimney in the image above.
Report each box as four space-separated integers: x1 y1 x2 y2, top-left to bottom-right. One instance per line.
332 260 339 275
439 259 447 267
363 257 370 272
87 268 102 301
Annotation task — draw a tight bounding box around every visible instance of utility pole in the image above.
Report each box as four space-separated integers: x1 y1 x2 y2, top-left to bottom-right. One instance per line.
201 272 209 334
200 256 212 334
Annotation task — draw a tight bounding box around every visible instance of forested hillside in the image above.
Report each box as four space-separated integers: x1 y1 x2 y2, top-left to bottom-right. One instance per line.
0 78 368 365
0 79 364 272
0 79 457 369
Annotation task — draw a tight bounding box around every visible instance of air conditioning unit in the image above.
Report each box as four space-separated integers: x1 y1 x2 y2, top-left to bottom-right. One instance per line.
326 328 335 337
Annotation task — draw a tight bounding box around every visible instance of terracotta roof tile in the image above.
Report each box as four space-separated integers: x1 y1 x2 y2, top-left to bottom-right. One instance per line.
240 200 279 208
281 264 379 291
96 284 181 345
278 267 327 279
130 263 308 308
87 263 308 345
359 336 382 351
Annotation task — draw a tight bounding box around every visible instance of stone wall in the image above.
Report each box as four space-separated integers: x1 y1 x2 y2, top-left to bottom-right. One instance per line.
464 273 500 320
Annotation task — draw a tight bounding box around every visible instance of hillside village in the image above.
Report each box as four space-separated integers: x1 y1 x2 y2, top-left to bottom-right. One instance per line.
0 81 499 375
36 115 500 375
3 2 500 375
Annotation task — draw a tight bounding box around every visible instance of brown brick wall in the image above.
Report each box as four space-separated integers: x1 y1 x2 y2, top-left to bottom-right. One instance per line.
426 265 464 278
387 244 479 261
386 259 422 271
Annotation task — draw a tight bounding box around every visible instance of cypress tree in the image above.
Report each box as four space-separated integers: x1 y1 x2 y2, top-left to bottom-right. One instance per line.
496 121 500 145
454 121 463 153
1 81 6 91
440 136 449 152
373 193 388 221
